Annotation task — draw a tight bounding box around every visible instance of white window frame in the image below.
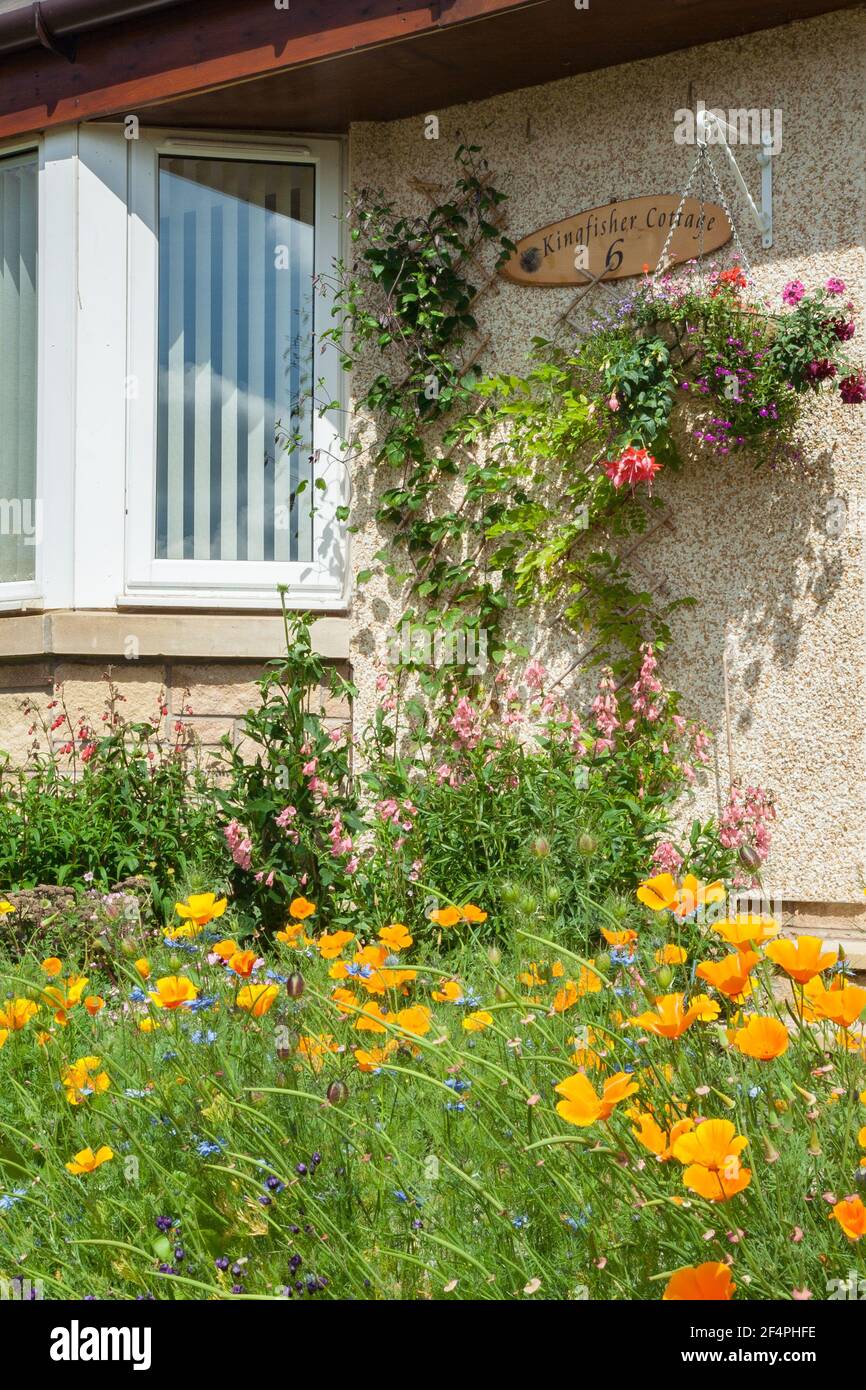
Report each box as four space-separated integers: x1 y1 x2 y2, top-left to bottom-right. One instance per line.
0 139 45 612
124 131 348 610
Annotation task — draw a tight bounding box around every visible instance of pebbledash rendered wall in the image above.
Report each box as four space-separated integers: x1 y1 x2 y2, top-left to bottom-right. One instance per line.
346 7 866 940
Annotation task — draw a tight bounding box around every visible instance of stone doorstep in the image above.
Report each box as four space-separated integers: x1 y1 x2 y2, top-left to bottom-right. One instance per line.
0 610 351 662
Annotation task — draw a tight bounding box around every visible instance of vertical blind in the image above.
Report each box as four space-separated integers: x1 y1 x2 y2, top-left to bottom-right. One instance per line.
156 156 316 564
0 152 37 584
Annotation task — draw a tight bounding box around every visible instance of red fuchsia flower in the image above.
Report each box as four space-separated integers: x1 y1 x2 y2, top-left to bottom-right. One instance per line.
603 446 662 491
782 279 805 306
830 318 855 342
804 359 836 383
840 372 866 405
826 277 847 295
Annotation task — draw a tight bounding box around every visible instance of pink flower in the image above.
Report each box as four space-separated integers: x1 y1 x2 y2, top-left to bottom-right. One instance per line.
524 658 547 692
825 277 846 295
603 446 661 491
224 819 253 871
651 840 684 874
781 279 805 306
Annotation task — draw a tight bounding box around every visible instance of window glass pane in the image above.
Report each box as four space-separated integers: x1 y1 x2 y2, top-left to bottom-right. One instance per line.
156 156 316 563
0 152 38 583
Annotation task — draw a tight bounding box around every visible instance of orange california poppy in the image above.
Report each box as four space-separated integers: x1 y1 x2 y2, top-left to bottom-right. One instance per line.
628 993 697 1040
630 1109 694 1161
41 957 63 976
655 945 688 966
147 976 199 1009
663 1262 735 1301
432 979 464 1004
429 906 461 928
764 934 838 983
289 897 317 920
732 1014 789 1060
84 995 105 1017
227 950 258 978
354 1041 398 1072
696 950 759 1001
601 928 638 947
0 998 39 1031
636 873 679 912
552 980 578 1014
714 914 779 948
462 1010 493 1032
555 1070 639 1128
316 930 355 961
832 1195 866 1240
803 978 866 1029
379 923 413 951
393 1006 431 1038
236 983 279 1017
65 1144 114 1175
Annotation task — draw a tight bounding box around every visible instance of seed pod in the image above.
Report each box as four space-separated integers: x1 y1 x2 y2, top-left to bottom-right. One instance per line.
494 983 508 1002
546 885 561 905
286 972 305 999
518 895 537 916
327 1079 349 1106
577 832 598 857
487 945 502 966
500 881 519 906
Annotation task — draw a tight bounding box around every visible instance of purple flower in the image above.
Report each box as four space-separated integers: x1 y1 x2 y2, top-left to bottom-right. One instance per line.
781 279 805 306
826 277 846 295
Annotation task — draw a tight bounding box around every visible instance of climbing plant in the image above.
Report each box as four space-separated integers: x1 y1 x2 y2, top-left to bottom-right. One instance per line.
326 143 863 688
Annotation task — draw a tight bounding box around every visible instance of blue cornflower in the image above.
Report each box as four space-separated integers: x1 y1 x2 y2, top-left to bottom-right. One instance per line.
187 994 218 1013
190 1029 218 1045
512 1215 529 1230
0 1188 26 1211
129 986 147 1003
196 1140 224 1158
445 1078 470 1092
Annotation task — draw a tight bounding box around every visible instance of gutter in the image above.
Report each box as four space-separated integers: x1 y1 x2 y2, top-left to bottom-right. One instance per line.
0 0 188 57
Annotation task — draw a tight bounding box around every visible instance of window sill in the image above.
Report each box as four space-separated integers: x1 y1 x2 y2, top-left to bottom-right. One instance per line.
0 610 350 661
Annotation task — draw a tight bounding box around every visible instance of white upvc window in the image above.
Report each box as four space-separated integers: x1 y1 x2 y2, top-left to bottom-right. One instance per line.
0 124 348 616
0 144 40 610
125 132 347 608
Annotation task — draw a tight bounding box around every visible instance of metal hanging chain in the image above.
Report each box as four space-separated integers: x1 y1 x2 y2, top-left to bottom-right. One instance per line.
651 147 705 283
652 140 753 285
700 142 754 282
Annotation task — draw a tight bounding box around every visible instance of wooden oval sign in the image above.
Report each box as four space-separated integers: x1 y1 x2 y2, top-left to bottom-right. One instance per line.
499 195 732 286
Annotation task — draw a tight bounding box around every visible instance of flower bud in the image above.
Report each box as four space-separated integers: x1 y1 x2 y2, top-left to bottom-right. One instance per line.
595 952 612 975
494 983 508 1002
578 832 598 857
327 1079 349 1106
286 972 305 999
656 965 673 989
531 836 551 859
500 881 519 906
738 844 761 872
487 945 502 966
546 886 561 906
518 895 537 916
